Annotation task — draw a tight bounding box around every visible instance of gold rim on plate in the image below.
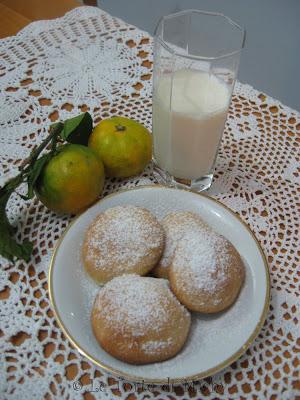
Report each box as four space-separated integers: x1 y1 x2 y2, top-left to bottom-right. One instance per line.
48 185 270 384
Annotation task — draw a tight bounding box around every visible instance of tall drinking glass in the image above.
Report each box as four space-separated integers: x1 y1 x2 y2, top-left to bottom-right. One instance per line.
152 10 245 191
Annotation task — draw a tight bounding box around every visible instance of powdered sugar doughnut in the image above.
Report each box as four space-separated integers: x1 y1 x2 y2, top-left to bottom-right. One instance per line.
82 206 165 284
169 226 245 313
152 211 208 279
91 274 191 364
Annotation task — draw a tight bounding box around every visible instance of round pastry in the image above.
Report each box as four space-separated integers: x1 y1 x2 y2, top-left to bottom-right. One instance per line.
82 205 165 284
91 274 191 364
152 211 208 279
169 226 245 313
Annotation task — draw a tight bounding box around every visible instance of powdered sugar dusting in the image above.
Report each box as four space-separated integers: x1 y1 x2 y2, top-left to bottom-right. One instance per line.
172 226 231 294
94 274 190 337
150 263 252 372
84 205 164 272
141 338 174 355
159 211 207 269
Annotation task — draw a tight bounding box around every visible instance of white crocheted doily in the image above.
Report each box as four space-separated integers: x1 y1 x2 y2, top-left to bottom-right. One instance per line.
0 6 299 400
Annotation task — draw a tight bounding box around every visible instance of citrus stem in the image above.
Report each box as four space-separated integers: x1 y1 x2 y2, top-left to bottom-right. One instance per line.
20 122 64 172
115 125 126 132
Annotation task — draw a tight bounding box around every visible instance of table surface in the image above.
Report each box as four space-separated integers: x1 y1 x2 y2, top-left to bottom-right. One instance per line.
0 0 80 38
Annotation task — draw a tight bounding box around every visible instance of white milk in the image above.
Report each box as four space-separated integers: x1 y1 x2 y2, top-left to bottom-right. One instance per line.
152 69 231 180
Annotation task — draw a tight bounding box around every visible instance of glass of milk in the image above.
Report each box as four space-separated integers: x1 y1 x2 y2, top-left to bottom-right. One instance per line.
152 10 245 191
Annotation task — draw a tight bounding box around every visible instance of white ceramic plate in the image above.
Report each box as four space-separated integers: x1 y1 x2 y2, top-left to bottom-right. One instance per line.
49 186 270 383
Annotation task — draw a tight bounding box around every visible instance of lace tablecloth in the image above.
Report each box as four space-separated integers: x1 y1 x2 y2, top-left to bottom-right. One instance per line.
0 6 299 400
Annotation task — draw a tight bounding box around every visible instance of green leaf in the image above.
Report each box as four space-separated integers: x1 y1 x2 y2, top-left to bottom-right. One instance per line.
50 122 61 131
0 113 91 263
0 121 63 263
60 112 93 145
26 153 52 199
25 122 63 199
0 229 33 262
0 174 23 197
0 190 17 236
0 190 33 262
